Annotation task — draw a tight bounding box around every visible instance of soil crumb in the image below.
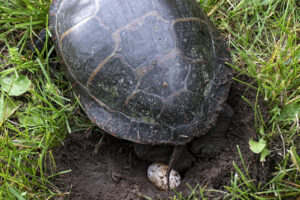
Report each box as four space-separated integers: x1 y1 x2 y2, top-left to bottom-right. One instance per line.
52 77 274 199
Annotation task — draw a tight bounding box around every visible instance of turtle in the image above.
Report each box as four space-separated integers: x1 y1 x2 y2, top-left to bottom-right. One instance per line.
49 0 234 178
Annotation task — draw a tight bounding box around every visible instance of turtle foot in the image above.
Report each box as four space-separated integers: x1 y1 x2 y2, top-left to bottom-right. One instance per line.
190 103 234 158
190 135 225 158
134 144 196 172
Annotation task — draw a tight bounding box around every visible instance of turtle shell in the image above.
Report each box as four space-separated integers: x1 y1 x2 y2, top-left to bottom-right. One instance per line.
49 0 232 145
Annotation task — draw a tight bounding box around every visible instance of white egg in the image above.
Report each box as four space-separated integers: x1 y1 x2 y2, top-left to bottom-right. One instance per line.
147 162 181 191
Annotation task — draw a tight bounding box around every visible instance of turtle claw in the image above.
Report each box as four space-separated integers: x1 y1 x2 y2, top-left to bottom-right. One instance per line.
94 133 105 154
85 126 95 138
84 126 106 154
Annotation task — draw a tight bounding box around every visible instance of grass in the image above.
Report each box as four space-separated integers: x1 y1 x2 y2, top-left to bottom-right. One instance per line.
0 0 299 199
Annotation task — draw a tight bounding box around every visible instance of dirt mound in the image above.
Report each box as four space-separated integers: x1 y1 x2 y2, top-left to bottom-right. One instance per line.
52 77 274 199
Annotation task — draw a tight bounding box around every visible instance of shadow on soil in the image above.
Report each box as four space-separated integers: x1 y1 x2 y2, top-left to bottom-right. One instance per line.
52 76 275 199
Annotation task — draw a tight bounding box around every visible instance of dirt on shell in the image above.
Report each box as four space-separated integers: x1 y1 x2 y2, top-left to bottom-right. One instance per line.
52 77 275 199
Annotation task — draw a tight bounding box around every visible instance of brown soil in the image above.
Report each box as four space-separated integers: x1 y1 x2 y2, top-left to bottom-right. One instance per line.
52 77 275 199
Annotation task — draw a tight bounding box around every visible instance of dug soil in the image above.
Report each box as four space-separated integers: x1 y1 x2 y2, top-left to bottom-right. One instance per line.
52 76 275 199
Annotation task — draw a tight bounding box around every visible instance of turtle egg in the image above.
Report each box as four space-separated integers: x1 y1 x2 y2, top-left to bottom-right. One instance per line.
147 162 181 191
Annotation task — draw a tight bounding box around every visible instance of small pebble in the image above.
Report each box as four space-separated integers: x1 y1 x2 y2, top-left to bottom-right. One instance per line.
147 162 181 191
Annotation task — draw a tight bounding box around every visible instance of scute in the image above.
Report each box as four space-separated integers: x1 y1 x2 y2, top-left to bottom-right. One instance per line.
96 0 155 32
174 20 213 60
128 121 175 143
152 0 207 20
104 112 131 139
186 62 212 94
60 18 114 85
124 91 164 121
50 0 232 145
88 56 138 111
139 55 190 98
118 16 175 69
159 91 201 125
56 0 96 36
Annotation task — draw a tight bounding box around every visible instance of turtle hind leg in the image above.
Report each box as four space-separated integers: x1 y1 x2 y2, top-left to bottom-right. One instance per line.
134 143 172 163
190 103 234 158
133 143 196 172
166 145 184 190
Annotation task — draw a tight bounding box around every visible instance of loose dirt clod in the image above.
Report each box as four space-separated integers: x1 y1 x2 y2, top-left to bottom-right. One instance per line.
51 77 274 200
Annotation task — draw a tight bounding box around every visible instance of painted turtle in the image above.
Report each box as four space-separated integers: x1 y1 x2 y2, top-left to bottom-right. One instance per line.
49 0 233 172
